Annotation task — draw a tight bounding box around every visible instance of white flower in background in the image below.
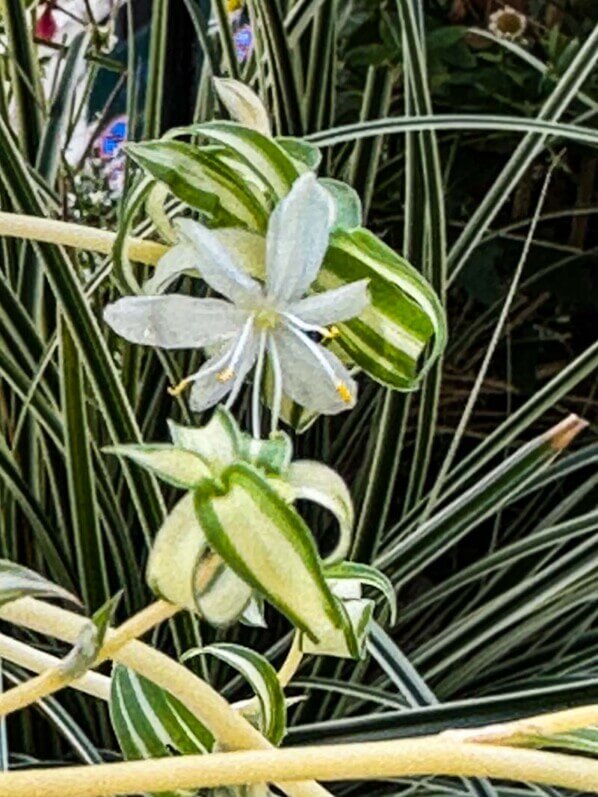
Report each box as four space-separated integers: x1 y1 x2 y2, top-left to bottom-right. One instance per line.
488 5 527 41
104 174 370 430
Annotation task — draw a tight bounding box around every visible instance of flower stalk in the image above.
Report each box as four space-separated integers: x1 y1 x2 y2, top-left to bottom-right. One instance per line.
0 738 596 797
0 599 178 718
0 597 331 797
0 632 110 701
0 210 167 265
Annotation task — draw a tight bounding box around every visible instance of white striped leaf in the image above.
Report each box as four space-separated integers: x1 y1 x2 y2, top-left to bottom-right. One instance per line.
287 460 354 564
177 122 300 199
319 228 447 389
0 560 79 608
300 597 374 659
277 137 322 170
324 561 397 624
194 463 357 655
146 493 252 624
126 140 270 231
239 431 293 476
110 664 214 797
182 643 286 745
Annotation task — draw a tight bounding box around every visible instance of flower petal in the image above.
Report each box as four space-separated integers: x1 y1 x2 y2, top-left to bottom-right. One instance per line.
272 328 357 415
176 218 262 303
143 242 199 295
104 296 246 349
266 173 334 303
190 328 259 412
289 279 370 326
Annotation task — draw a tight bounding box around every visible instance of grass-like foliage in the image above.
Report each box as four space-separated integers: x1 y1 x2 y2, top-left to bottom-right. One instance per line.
0 1 596 795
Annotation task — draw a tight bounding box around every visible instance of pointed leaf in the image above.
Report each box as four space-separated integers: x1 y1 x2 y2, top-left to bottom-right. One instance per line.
0 560 79 609
194 463 353 650
105 444 214 489
287 460 354 564
325 562 397 623
183 643 286 745
110 664 213 797
60 593 122 679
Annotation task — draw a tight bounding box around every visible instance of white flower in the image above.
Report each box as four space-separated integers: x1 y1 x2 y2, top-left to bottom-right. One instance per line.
104 173 370 430
488 6 527 41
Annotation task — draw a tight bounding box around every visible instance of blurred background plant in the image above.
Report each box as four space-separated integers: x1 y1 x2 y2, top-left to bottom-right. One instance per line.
0 0 596 794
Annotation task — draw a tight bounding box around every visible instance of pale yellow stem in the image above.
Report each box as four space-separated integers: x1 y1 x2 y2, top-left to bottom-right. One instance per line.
0 632 111 701
0 739 596 797
0 600 178 718
277 633 303 688
0 598 330 797
444 704 598 745
0 211 167 265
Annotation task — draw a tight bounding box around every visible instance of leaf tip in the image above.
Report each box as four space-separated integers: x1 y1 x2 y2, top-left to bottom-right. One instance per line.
548 414 588 451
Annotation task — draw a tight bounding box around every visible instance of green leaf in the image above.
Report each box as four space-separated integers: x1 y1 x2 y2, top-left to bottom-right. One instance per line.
183 643 286 745
319 178 363 231
276 137 322 170
239 431 293 476
167 406 241 472
534 726 598 755
319 228 447 389
175 122 301 199
126 140 269 231
324 562 397 623
377 415 587 581
110 664 213 797
0 560 79 609
146 493 209 612
287 460 354 564
60 593 122 679
194 463 354 652
60 320 108 611
105 444 214 489
146 493 252 624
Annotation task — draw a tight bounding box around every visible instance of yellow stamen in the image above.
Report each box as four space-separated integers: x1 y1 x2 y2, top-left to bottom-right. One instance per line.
327 325 340 339
167 377 191 397
336 382 352 404
216 367 235 383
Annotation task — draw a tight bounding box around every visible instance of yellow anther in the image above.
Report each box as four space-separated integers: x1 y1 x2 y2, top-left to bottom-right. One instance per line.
167 377 191 397
336 381 352 404
216 366 235 383
328 325 340 339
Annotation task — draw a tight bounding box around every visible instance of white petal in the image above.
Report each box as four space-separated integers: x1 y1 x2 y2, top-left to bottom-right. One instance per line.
176 218 262 303
190 329 259 412
143 242 199 295
266 173 334 303
290 279 370 326
273 328 357 415
103 296 246 349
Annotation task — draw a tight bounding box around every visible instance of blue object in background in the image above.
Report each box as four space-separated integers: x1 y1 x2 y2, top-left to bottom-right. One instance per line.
99 116 128 158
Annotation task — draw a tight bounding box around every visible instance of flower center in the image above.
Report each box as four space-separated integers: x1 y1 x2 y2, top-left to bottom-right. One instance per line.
254 308 279 330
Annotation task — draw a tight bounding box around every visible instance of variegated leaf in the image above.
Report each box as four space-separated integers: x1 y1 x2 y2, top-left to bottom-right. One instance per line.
0 560 79 608
324 561 397 623
287 460 354 564
110 664 214 797
194 463 356 654
104 444 214 489
182 643 286 745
